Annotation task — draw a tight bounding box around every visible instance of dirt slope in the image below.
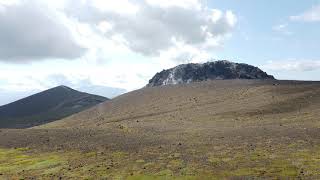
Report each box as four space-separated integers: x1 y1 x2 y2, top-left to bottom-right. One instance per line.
41 80 320 130
1 80 320 179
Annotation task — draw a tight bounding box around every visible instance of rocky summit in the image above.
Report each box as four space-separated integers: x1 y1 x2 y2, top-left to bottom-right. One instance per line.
147 60 275 87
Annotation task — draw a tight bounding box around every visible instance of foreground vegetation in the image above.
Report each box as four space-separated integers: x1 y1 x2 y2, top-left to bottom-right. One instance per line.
1 141 320 179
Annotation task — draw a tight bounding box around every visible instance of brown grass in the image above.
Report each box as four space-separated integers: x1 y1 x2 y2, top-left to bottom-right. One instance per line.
1 80 320 179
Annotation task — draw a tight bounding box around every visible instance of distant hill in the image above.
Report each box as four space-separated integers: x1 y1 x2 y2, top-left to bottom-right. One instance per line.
147 60 275 87
0 86 108 128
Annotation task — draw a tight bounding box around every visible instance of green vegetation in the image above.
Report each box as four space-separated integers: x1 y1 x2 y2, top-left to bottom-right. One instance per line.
1 144 320 179
206 145 320 178
0 148 67 178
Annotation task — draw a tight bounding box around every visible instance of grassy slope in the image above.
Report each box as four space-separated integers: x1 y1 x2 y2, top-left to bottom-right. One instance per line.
0 80 320 179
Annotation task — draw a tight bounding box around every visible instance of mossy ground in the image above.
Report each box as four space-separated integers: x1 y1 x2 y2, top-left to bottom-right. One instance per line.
0 147 67 178
1 142 320 179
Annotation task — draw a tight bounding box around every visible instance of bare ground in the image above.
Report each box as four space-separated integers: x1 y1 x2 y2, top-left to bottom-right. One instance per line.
1 80 320 179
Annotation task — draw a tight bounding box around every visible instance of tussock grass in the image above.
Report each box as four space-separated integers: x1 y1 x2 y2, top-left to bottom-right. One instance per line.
0 144 320 179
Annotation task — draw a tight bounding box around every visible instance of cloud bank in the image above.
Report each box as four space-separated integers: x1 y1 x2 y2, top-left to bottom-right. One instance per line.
66 0 237 58
0 0 239 105
263 60 320 72
0 1 86 62
290 5 320 22
0 0 237 63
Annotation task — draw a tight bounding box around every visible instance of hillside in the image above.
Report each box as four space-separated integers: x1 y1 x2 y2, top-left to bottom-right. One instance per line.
0 80 320 179
40 80 320 130
0 86 108 128
147 60 275 87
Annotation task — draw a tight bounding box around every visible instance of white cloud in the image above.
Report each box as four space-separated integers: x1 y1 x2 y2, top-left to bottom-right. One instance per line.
272 24 287 31
91 0 139 15
272 23 293 35
0 0 237 63
156 40 211 65
262 60 320 72
0 0 239 104
0 0 86 62
0 0 20 6
290 5 320 22
66 0 237 56
97 21 113 34
145 0 201 9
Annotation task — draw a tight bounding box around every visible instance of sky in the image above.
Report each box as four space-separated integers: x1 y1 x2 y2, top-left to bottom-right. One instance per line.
0 0 320 105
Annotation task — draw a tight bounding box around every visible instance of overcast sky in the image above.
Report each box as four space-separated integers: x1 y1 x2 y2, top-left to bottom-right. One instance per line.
0 0 320 105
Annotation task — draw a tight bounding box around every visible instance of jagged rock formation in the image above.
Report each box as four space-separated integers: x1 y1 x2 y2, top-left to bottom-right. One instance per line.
147 60 275 87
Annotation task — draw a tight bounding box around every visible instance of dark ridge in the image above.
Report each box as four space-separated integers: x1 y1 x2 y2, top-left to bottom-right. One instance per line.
0 86 108 128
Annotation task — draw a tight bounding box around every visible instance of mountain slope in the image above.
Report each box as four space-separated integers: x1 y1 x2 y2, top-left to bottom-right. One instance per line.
0 86 108 128
39 80 320 130
2 80 320 178
147 60 275 87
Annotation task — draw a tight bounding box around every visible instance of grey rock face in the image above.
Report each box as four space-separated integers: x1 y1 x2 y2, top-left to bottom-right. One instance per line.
147 60 275 87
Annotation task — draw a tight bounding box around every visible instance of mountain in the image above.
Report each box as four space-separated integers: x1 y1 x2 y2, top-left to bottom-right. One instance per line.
147 60 275 87
1 80 320 179
39 80 319 131
0 86 108 128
